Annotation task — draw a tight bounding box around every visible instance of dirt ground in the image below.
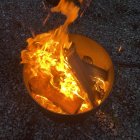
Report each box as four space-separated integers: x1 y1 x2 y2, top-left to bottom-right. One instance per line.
0 0 140 139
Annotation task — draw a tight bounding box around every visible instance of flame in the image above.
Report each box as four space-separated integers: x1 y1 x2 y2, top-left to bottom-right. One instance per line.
21 0 106 114
51 0 80 25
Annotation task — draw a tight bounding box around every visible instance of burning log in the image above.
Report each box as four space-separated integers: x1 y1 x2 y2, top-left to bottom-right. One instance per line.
83 61 108 81
65 44 97 107
65 44 108 106
28 75 84 114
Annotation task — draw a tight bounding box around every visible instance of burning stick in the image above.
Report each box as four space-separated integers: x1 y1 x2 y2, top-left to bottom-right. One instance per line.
83 62 108 81
65 44 99 107
29 75 84 114
43 12 51 26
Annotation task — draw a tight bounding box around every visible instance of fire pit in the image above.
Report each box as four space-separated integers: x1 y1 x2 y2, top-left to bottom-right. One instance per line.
22 33 114 121
21 0 114 122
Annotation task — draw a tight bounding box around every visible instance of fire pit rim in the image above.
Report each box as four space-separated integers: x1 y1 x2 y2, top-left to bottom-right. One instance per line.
23 33 115 120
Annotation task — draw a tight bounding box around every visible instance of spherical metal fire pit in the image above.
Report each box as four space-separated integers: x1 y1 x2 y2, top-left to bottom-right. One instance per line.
23 34 114 122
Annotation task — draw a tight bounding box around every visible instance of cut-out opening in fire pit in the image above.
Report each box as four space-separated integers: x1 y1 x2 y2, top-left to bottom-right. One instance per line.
23 34 114 118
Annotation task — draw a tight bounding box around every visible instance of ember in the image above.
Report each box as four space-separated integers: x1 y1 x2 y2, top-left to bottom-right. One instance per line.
21 0 114 115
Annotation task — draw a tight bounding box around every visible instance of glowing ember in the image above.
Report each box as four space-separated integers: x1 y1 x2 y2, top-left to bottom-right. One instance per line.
21 0 107 114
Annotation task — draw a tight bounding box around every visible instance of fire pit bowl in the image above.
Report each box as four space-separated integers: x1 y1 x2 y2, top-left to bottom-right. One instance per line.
23 34 114 122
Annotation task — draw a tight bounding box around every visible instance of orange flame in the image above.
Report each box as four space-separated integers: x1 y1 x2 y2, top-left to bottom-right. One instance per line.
21 0 104 114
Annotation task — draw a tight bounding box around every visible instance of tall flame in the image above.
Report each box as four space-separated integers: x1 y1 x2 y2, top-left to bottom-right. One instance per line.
21 0 102 114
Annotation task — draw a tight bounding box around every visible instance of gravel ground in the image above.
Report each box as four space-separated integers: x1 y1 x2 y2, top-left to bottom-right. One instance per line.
0 0 140 139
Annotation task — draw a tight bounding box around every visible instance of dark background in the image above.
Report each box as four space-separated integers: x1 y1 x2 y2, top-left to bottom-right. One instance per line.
0 0 140 139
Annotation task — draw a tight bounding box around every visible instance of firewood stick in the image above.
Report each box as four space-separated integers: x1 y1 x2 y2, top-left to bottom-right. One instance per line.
82 55 108 80
83 62 108 81
65 44 98 107
29 75 84 114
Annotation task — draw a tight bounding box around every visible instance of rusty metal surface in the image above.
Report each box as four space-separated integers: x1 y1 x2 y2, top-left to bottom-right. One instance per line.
0 0 140 139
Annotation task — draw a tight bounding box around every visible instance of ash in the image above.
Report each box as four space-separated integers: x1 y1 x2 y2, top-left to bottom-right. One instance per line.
0 0 139 139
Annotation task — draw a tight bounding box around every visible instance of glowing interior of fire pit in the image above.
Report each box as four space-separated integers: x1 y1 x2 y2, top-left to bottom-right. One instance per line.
21 0 114 115
21 31 94 114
